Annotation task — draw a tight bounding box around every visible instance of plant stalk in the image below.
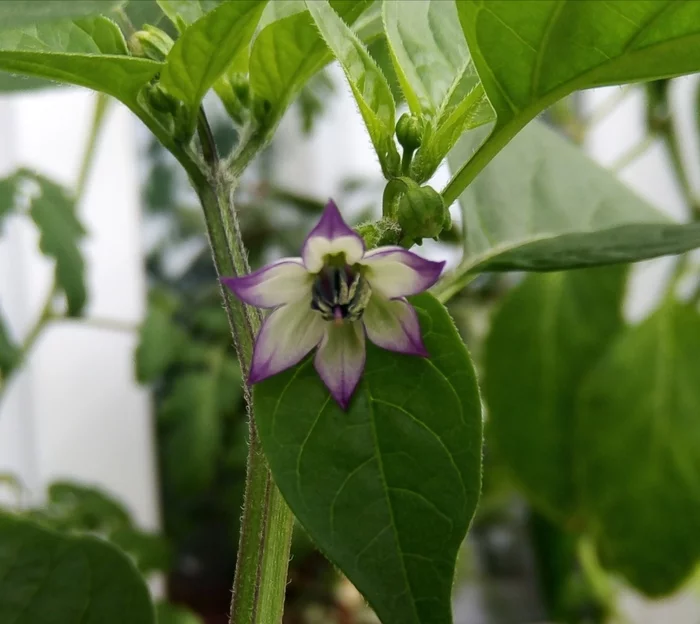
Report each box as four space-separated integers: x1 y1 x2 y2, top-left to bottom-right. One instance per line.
192 119 293 624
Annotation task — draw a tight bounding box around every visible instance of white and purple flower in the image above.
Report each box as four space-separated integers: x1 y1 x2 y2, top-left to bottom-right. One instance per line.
222 200 445 409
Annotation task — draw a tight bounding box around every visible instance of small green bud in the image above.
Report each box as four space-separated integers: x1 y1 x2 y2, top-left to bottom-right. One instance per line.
395 113 425 151
143 83 178 115
397 183 447 244
130 25 174 62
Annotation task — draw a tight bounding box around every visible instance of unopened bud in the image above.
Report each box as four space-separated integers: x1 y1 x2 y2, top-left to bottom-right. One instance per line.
130 25 174 62
397 184 447 243
395 113 425 151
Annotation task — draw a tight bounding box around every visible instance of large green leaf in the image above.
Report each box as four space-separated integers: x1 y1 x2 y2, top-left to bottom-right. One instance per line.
159 0 267 134
156 0 220 29
255 293 482 624
446 120 700 283
484 267 626 521
20 171 87 316
0 0 123 30
383 0 494 181
306 0 399 176
444 0 700 206
0 16 160 108
578 301 700 595
0 512 154 624
248 1 370 116
382 0 467 115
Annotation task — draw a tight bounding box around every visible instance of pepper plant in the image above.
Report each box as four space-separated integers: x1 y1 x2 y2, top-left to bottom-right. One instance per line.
3 1 700 623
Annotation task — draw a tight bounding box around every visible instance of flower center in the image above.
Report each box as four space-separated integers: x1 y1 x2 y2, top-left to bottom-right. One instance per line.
311 265 371 324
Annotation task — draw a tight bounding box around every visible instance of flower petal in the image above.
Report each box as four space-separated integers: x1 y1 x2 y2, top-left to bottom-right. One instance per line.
361 247 445 298
314 321 366 410
249 298 325 383
302 200 365 272
221 258 310 308
363 294 428 357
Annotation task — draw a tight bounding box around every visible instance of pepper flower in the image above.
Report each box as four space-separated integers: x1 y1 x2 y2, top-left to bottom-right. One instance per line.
222 200 445 409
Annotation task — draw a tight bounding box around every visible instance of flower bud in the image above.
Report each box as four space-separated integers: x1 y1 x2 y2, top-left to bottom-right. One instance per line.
143 83 178 115
397 183 447 243
395 113 425 151
130 25 174 62
356 218 402 249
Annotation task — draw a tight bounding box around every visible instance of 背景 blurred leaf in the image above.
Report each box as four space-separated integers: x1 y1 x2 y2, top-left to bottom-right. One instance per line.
19 171 87 316
136 292 188 383
0 512 154 624
159 0 267 135
578 301 700 596
484 266 626 520
307 0 399 176
444 120 700 288
156 0 220 29
444 0 700 205
46 481 131 532
160 353 241 495
255 293 482 624
155 602 203 624
0 0 123 30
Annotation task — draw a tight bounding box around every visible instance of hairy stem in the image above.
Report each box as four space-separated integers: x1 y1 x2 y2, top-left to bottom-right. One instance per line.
192 121 293 624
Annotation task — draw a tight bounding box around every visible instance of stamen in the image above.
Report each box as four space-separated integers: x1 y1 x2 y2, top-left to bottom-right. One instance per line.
311 265 371 323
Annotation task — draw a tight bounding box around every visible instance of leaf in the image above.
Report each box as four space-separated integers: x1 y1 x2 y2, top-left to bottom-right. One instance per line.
382 0 494 181
0 0 124 30
135 292 187 383
155 603 203 624
0 20 162 136
249 1 371 116
109 528 171 575
46 481 132 532
160 353 241 495
159 0 267 134
306 0 398 176
255 293 483 624
382 0 470 115
578 302 700 595
0 512 155 624
483 267 626 520
156 0 220 29
20 171 86 316
448 120 700 276
444 0 700 205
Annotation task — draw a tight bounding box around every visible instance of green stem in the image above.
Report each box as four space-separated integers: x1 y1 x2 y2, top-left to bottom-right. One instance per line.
75 93 111 198
192 121 293 624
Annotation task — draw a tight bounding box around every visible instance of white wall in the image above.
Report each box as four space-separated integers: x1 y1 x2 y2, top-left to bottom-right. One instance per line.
0 88 159 533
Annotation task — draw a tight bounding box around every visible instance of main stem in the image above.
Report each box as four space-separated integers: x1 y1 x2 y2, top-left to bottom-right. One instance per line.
192 121 294 624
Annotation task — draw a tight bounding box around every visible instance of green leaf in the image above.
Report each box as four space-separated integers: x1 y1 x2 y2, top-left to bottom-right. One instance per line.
444 0 700 206
306 0 399 176
0 512 155 624
0 0 124 30
155 603 203 624
0 72 53 91
255 293 482 624
383 0 494 181
110 528 170 575
46 481 132 532
382 0 471 115
0 16 161 108
249 1 371 117
159 0 267 134
20 171 86 316
157 0 220 29
578 302 700 595
484 267 626 520
449 120 700 277
135 292 187 383
161 353 241 495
